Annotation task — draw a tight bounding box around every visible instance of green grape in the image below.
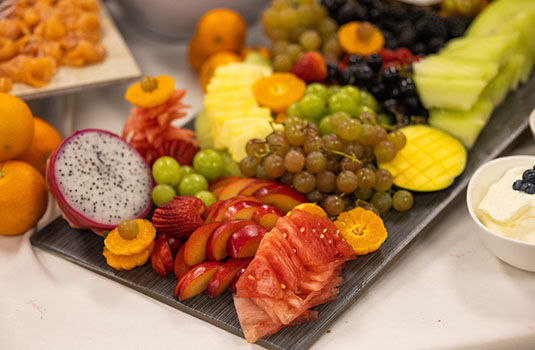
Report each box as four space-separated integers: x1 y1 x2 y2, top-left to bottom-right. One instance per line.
322 195 344 216
300 30 321 51
297 4 314 27
357 168 376 189
178 165 195 180
306 189 325 203
358 123 379 146
303 134 323 153
363 162 377 171
266 27 289 41
285 124 306 146
267 133 290 156
179 174 208 196
325 154 339 172
193 149 224 180
272 0 291 10
358 111 378 125
374 168 393 192
329 111 350 133
375 126 387 143
328 92 359 116
305 151 327 174
284 149 305 173
219 150 241 177
286 105 303 119
264 154 286 178
279 7 299 30
328 85 341 96
311 3 327 22
195 190 217 208
370 191 392 215
239 156 259 177
293 171 316 193
280 171 294 186
338 118 362 141
305 122 320 136
340 86 361 105
355 105 376 118
262 8 279 31
118 220 139 240
343 140 363 158
286 43 303 61
316 171 336 192
377 113 394 126
255 163 269 180
298 94 327 120
305 83 329 100
322 133 343 151
360 90 380 111
321 37 341 61
319 116 333 135
339 157 361 173
374 140 397 163
336 170 358 193
393 190 414 212
318 17 338 38
271 40 289 57
386 130 407 151
354 187 373 200
152 156 181 186
273 53 293 72
152 184 176 206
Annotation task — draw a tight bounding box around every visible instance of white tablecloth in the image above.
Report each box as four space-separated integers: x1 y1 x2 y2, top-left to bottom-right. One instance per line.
2 4 534 349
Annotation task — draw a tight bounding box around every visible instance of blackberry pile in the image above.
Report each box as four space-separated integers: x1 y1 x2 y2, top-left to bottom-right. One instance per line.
321 0 472 55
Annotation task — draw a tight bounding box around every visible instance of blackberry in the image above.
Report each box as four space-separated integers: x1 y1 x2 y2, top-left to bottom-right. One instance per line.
352 3 369 21
370 82 387 101
411 42 427 55
428 37 446 53
400 78 416 97
336 3 358 25
320 0 345 16
348 54 365 66
385 38 400 50
342 65 358 85
385 2 407 19
419 13 448 40
366 53 383 72
382 66 399 84
326 62 341 83
356 64 375 86
399 27 417 47
404 96 422 112
369 7 380 22
359 0 374 7
390 87 401 99
409 8 426 22
383 98 398 111
445 16 472 38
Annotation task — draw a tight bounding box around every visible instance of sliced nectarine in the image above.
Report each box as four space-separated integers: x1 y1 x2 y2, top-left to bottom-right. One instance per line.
174 245 190 279
211 196 262 223
206 258 252 298
210 176 241 197
252 204 283 229
239 180 277 196
253 184 306 213
218 178 257 200
227 224 267 258
223 201 261 221
183 222 222 266
177 261 223 301
229 266 247 293
206 219 255 261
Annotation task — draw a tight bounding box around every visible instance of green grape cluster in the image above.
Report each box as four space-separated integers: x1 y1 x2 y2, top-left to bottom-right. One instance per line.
239 112 414 217
262 0 340 71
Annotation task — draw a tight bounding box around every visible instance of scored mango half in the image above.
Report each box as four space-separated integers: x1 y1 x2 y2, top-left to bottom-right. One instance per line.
378 125 467 192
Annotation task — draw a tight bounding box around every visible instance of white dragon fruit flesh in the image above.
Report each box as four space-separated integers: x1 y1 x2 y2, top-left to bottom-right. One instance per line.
46 129 153 236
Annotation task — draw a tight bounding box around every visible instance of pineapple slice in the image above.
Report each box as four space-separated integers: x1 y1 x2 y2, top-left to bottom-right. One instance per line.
378 125 467 192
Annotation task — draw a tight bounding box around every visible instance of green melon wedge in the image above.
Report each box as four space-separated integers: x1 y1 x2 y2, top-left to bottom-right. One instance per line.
414 75 487 111
481 54 525 106
441 32 520 65
467 0 535 37
413 55 499 81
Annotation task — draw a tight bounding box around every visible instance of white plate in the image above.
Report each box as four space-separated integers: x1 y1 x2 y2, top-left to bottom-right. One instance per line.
9 2 141 100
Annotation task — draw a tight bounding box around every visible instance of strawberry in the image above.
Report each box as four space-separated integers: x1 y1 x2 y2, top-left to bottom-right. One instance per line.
289 51 327 83
147 138 199 167
150 234 175 278
152 196 206 239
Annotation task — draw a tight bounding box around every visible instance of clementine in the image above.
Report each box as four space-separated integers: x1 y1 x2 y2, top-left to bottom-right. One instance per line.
0 160 48 235
17 117 62 176
0 93 34 161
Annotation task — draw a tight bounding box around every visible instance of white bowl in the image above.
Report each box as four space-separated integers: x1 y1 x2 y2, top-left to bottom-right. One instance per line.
529 108 535 142
466 155 535 272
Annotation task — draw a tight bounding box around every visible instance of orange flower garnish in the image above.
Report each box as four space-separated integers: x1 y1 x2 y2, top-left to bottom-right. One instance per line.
252 73 306 113
334 207 387 255
125 75 175 108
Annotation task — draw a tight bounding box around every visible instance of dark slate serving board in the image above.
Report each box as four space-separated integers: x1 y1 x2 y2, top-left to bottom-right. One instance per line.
31 74 535 350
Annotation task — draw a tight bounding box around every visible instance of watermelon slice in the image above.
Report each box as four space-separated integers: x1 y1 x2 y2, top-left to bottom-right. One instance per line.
233 210 355 343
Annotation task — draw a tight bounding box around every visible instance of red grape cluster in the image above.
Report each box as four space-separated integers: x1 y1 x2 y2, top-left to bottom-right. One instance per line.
239 113 414 216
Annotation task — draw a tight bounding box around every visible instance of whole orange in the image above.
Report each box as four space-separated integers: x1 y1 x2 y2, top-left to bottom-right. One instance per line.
0 93 34 161
0 160 48 235
17 117 62 176
199 51 241 91
188 9 247 72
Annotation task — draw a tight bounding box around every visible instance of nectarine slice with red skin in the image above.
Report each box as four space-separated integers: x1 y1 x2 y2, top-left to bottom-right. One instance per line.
206 258 252 298
253 184 306 214
183 222 222 266
151 250 167 278
204 200 225 222
209 176 241 193
178 261 223 301
174 245 190 279
227 224 267 258
239 180 277 196
223 201 261 221
206 219 255 261
252 204 283 230
229 266 247 293
218 178 257 200
211 196 263 223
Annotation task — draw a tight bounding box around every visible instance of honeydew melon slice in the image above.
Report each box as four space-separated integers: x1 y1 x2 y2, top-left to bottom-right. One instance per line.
413 56 498 81
467 0 535 37
414 75 487 111
480 54 525 106
428 98 494 149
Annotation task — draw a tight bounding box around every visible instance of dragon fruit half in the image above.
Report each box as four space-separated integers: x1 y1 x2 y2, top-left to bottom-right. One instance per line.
46 129 153 236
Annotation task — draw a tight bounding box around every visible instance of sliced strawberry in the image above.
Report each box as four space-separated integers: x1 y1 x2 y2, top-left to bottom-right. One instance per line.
150 234 175 277
152 196 206 239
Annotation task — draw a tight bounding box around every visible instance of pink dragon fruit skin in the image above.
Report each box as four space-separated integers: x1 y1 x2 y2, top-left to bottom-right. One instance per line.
46 129 154 236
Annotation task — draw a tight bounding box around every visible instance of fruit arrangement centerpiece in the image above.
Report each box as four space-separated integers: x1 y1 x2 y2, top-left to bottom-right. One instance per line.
8 0 534 347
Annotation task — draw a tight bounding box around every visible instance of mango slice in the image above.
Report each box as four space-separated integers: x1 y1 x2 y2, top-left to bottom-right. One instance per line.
378 125 467 192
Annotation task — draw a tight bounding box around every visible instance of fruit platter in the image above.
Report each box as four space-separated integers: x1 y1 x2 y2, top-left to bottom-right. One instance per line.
2 0 535 349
